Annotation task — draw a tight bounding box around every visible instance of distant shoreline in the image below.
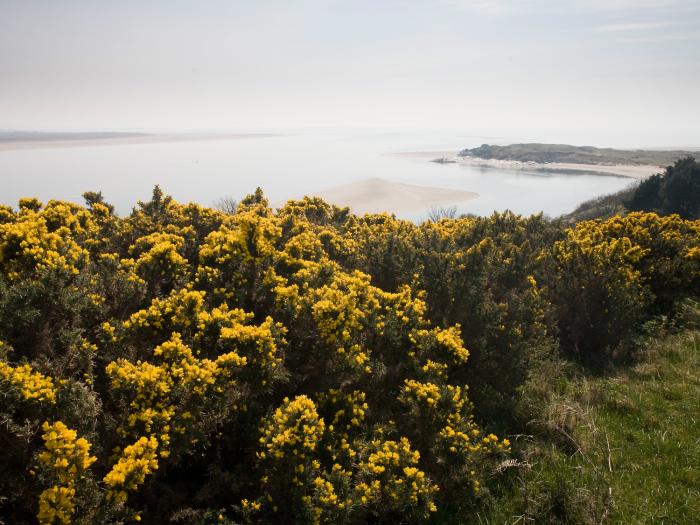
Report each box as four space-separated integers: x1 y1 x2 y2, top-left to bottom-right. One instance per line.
456 155 661 180
0 132 283 152
391 150 662 180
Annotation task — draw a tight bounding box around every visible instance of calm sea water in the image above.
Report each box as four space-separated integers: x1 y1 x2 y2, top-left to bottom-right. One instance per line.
0 131 633 219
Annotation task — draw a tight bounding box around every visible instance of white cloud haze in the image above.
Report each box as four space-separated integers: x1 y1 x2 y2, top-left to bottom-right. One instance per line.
0 0 698 146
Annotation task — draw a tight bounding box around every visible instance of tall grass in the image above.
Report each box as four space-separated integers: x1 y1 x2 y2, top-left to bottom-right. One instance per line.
473 308 700 524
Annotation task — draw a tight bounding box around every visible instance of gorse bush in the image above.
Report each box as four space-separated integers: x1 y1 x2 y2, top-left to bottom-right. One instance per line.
340 211 562 428
0 190 508 524
550 212 700 367
0 187 698 524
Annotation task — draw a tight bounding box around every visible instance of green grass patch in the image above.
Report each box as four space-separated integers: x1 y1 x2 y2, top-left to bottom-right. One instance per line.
474 328 700 524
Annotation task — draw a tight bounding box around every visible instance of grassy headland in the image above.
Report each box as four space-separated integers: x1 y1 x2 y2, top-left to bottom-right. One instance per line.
459 143 695 167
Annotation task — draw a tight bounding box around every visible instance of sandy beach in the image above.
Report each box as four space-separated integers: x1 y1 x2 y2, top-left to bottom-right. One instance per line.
392 151 662 180
0 132 282 152
305 178 478 215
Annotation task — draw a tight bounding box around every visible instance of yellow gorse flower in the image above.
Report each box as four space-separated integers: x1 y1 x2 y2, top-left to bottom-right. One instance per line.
0 201 93 279
103 436 159 504
37 421 96 525
357 437 438 517
0 361 58 403
258 395 325 463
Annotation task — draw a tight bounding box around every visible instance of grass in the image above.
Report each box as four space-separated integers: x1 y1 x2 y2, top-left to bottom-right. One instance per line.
474 322 700 524
561 185 637 223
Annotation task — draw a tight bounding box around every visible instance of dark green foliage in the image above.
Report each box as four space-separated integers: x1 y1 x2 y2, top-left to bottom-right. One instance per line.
628 173 663 211
627 157 700 219
82 191 115 215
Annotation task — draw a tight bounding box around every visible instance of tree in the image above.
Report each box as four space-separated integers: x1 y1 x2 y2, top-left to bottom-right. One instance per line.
627 174 662 213
627 157 699 219
662 157 700 219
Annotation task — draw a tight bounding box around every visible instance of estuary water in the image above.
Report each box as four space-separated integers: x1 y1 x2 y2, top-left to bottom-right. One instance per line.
0 131 634 219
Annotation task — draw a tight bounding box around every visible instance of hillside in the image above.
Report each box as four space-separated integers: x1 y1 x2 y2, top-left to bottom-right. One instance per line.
562 186 636 223
480 317 700 523
563 156 700 222
459 143 695 167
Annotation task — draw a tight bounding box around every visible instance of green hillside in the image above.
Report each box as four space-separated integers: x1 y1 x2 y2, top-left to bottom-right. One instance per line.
460 143 695 166
479 314 700 524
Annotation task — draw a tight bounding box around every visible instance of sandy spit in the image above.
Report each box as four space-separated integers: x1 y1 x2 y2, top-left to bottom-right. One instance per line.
456 156 662 180
304 177 478 215
390 151 662 180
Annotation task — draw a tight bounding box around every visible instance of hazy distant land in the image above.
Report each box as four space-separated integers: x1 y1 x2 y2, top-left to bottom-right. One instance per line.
0 130 150 142
454 143 698 180
395 143 698 180
0 130 281 151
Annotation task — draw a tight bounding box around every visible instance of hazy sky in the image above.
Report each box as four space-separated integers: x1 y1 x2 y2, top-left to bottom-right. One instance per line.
1 0 699 146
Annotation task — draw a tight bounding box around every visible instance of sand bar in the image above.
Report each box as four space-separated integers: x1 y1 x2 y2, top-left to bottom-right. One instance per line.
305 177 478 215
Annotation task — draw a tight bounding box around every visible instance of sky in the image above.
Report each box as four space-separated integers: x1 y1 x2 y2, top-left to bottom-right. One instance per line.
1 0 699 147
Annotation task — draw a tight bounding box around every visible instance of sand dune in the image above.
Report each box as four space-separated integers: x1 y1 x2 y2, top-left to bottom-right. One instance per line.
308 178 478 215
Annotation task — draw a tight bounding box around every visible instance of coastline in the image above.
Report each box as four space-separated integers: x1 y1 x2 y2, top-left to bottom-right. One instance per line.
0 132 283 152
392 150 662 180
458 156 661 180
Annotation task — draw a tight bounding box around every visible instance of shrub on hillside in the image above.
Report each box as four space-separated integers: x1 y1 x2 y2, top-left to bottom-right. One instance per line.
549 212 700 367
627 157 700 219
0 188 697 524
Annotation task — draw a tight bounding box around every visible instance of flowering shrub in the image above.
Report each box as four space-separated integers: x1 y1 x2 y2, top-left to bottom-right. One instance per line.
0 361 58 404
0 207 89 279
37 421 96 524
550 212 700 366
356 438 439 519
123 232 189 293
342 211 561 427
106 332 246 458
103 436 159 505
0 187 696 524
